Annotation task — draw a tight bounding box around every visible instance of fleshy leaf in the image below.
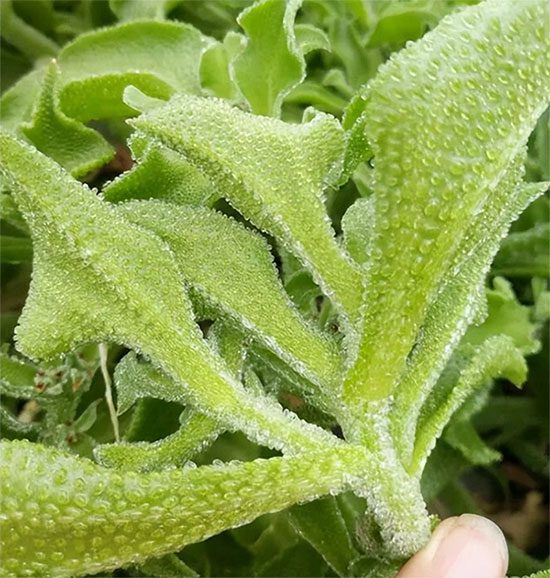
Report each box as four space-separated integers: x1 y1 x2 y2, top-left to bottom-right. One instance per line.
103 145 212 206
0 66 46 133
98 324 262 472
137 554 198 578
119 200 343 393
294 23 331 55
113 352 185 415
492 222 550 278
412 336 527 475
0 0 58 60
0 350 38 399
208 322 247 379
366 4 437 47
0 131 338 455
0 439 374 577
130 95 363 321
200 32 245 100
344 0 550 403
443 420 501 466
463 277 541 356
95 409 221 472
109 0 181 20
233 0 303 117
341 96 374 182
390 180 546 465
0 192 29 233
341 197 374 265
22 61 113 178
57 20 213 121
288 497 359 576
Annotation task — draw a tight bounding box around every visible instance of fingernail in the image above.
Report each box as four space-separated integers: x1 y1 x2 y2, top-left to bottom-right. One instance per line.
428 514 508 578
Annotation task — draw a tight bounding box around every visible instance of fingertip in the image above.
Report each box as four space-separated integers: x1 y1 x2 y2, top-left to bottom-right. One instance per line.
397 514 508 578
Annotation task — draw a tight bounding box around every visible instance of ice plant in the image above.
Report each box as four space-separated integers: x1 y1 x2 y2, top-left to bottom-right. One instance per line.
0 0 548 576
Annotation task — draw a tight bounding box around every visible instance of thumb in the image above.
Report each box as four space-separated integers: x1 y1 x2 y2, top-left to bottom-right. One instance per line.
397 514 509 578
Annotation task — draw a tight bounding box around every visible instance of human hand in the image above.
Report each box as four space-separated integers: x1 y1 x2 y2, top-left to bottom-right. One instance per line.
398 514 508 578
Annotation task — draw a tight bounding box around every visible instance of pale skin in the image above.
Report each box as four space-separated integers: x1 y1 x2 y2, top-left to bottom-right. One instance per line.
398 514 508 578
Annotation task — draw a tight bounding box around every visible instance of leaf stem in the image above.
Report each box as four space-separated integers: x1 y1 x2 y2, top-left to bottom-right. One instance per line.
99 343 120 442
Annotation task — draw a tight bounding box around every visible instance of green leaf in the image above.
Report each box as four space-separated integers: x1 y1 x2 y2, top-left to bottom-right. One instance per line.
492 222 550 278
200 32 245 100
288 497 359 576
443 420 501 466
0 66 46 133
527 107 549 182
0 47 31 93
367 5 437 47
95 408 221 472
463 277 541 356
0 0 58 60
345 0 550 404
508 546 549 578
131 95 364 322
116 352 185 415
0 438 372 577
283 270 322 319
57 20 213 121
328 16 381 89
233 0 304 117
0 404 40 435
412 335 527 475
533 277 550 322
294 23 331 55
0 192 29 233
103 145 212 206
420 440 470 502
255 542 327 577
109 0 181 20
284 81 348 116
22 62 113 178
0 235 33 263
137 554 198 578
73 399 102 433
11 0 56 36
341 197 374 265
390 178 546 466
119 200 343 393
506 438 549 476
474 396 541 433
0 131 337 455
124 398 184 444
0 350 37 398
